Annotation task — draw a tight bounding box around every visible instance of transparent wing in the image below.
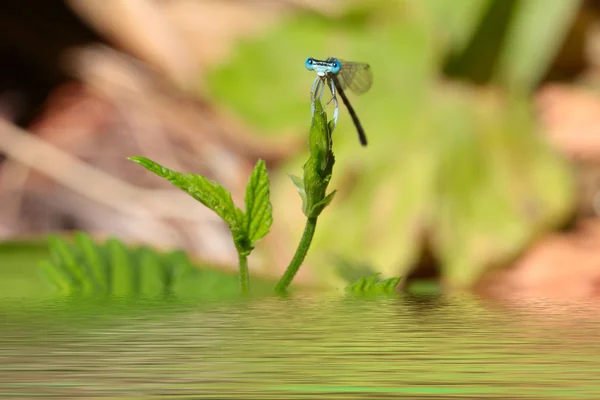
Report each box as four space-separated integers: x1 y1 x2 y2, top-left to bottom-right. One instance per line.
336 60 373 95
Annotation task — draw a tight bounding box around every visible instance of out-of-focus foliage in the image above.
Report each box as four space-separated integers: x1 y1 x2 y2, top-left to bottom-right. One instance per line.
439 0 582 90
0 241 54 298
40 232 273 299
207 0 578 289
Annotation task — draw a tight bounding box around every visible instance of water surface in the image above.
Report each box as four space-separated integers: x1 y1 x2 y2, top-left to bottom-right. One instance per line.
1 294 599 399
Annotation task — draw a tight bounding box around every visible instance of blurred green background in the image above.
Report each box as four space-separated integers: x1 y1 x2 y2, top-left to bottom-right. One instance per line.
207 0 577 289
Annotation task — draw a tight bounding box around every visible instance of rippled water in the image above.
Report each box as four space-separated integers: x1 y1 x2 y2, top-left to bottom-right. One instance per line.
1 294 600 399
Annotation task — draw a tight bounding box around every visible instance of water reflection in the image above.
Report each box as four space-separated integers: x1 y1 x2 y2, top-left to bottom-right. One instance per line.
0 294 599 399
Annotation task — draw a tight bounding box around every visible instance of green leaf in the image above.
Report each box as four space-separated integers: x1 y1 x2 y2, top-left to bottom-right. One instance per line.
362 273 379 291
129 156 246 240
244 159 273 246
47 235 93 294
289 174 308 215
39 233 280 300
307 100 333 173
74 232 107 293
106 237 135 297
495 0 581 91
137 246 166 297
345 273 401 296
38 260 74 295
302 100 336 218
379 277 402 292
308 190 337 218
162 250 193 295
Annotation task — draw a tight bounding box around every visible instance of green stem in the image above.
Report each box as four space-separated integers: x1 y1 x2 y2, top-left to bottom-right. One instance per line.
239 252 249 294
275 216 318 294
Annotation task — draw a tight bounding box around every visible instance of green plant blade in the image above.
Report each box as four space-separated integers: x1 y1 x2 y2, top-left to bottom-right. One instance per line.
244 159 273 246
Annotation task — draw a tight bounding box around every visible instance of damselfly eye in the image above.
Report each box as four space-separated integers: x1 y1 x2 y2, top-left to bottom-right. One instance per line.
305 57 315 70
331 60 341 73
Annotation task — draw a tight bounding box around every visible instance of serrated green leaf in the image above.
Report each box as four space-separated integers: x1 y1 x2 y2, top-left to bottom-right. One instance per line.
345 273 401 296
345 275 370 292
379 277 402 292
362 273 380 291
244 159 273 246
129 156 246 243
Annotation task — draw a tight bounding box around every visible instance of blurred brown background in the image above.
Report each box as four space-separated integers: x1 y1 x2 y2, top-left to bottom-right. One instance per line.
4 0 600 299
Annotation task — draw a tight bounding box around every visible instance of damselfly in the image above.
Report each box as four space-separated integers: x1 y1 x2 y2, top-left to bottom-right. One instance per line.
305 57 373 146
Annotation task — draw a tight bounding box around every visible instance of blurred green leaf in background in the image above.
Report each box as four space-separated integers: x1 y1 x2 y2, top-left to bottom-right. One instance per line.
37 232 274 301
207 0 578 290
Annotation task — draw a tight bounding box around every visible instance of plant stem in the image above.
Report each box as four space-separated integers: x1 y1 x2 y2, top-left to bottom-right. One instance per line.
239 252 249 294
275 216 318 294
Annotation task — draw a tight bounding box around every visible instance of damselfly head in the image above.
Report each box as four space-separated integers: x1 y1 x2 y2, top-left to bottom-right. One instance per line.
306 57 342 76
